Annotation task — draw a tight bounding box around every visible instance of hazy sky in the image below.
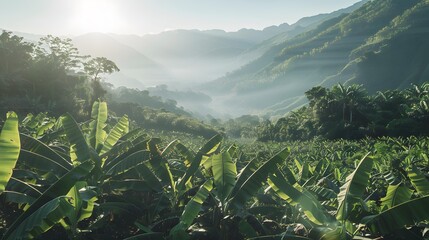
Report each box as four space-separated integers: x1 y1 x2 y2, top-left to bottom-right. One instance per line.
1 0 361 36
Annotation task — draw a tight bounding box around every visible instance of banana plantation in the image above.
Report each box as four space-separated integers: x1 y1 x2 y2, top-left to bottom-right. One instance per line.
1 101 429 240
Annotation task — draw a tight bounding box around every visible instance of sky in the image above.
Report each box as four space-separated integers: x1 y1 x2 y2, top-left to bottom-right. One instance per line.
0 0 361 36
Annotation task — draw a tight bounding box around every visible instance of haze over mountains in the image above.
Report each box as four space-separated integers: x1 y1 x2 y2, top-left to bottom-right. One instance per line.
206 0 429 116
4 0 429 119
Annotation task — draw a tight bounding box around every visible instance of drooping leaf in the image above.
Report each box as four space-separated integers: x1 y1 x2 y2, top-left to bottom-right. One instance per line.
176 134 222 195
228 148 290 210
380 184 413 210
5 177 41 200
212 151 237 206
18 149 70 177
0 112 20 194
2 161 94 240
174 142 195 168
2 191 36 205
5 197 74 240
407 166 429 196
172 179 213 232
364 196 429 236
134 163 163 192
268 171 332 225
20 134 72 170
336 153 373 221
105 150 150 176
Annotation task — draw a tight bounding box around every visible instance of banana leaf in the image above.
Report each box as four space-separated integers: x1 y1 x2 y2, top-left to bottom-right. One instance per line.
99 115 129 157
364 196 429 236
4 196 74 240
212 151 237 206
336 153 372 221
0 112 20 194
2 160 94 240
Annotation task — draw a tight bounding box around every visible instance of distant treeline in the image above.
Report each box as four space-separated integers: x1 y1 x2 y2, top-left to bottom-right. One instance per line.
257 82 429 141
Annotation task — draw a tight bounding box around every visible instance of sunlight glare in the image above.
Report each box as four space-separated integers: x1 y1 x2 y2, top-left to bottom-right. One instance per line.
71 0 124 33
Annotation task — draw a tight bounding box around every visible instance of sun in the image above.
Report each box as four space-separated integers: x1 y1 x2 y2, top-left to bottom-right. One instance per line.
70 0 124 34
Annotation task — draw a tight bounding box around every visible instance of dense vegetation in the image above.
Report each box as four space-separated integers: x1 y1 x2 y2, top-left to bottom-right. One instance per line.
1 102 429 240
0 31 217 138
257 82 429 141
207 0 429 116
2 1 429 239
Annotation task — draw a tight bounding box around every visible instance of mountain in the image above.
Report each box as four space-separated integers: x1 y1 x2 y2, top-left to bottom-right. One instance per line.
238 0 369 63
204 0 429 117
73 32 169 88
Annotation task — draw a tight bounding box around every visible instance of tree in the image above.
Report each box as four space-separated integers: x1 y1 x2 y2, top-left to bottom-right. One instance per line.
35 35 86 71
84 57 119 101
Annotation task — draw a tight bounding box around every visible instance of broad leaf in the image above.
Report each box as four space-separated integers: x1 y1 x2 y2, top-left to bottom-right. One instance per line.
0 112 20 194
212 151 237 206
364 196 429 236
19 149 70 177
2 161 95 240
268 171 332 225
89 101 108 152
407 166 429 196
176 134 222 195
380 184 413 210
228 148 290 210
171 179 213 236
20 134 72 171
5 197 74 240
99 115 129 157
105 150 150 176
61 114 92 165
336 153 373 221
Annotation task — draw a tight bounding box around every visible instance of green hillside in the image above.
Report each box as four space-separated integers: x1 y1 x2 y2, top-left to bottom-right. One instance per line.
206 0 429 116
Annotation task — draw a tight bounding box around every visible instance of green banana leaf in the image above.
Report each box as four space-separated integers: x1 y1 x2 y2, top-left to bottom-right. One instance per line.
99 115 129 157
336 153 373 221
4 196 74 240
212 151 237 206
105 150 150 176
228 148 290 210
20 134 72 170
89 101 108 152
5 177 41 200
176 134 222 195
134 163 163 191
0 112 20 194
3 191 36 205
2 160 94 240
380 184 413 210
19 149 70 177
364 195 429 236
268 171 332 225
407 166 429 196
180 179 213 226
174 142 195 167
60 114 92 165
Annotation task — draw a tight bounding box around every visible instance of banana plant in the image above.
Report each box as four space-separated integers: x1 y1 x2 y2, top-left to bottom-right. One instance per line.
164 147 291 239
0 112 20 195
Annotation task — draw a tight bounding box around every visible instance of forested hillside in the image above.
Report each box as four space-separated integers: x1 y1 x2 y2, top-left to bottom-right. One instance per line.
207 0 429 116
0 31 217 137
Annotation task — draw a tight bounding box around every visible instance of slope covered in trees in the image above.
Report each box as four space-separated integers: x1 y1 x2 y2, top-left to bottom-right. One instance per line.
0 31 218 138
206 0 429 116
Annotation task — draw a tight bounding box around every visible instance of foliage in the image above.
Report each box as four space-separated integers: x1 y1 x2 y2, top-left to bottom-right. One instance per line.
257 82 429 141
1 102 429 239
